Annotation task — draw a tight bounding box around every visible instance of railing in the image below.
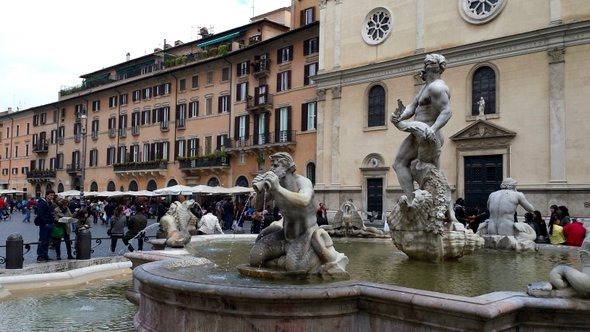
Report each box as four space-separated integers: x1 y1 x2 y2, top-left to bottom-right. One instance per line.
132 126 140 136
26 169 56 181
74 134 82 143
0 233 152 268
160 121 169 131
67 163 82 174
113 160 168 172
252 59 271 77
91 131 99 140
178 156 229 169
177 118 186 129
119 128 127 137
227 130 296 149
246 93 273 112
59 42 233 97
58 137 64 145
32 141 49 153
108 128 116 138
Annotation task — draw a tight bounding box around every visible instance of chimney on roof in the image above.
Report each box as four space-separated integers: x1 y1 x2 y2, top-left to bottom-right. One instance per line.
126 52 130 61
175 40 184 46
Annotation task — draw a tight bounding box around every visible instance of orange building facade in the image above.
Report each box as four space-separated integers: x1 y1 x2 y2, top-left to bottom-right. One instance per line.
0 2 319 198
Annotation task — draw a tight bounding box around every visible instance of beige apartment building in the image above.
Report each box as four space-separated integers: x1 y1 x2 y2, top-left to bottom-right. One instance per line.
314 0 590 217
0 1 319 198
0 109 34 197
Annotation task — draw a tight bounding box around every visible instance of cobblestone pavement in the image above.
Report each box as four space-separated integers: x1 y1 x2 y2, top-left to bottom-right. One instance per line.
0 210 160 266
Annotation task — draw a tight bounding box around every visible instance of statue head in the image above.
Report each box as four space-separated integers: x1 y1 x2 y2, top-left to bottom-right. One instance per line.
500 178 518 190
270 152 296 174
423 53 446 74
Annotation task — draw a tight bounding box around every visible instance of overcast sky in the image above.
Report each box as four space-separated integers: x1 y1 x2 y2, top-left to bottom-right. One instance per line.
0 0 291 111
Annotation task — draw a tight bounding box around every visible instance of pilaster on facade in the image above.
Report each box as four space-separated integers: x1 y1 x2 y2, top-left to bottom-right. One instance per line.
547 46 567 183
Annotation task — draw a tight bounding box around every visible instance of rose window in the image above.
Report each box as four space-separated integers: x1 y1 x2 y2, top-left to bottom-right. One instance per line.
362 7 393 45
459 0 506 24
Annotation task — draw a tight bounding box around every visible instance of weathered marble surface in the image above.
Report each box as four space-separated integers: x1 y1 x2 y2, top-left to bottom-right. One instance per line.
246 152 349 280
321 200 389 238
159 199 198 248
476 178 537 251
387 54 483 261
528 235 590 298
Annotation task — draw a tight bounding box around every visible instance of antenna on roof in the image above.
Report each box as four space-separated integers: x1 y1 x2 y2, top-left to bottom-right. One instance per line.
252 0 255 17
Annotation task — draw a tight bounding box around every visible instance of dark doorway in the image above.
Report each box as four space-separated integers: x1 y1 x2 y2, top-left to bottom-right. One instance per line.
366 178 383 219
464 155 503 210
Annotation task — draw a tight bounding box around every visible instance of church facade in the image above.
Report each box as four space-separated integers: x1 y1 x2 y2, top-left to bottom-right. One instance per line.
313 0 590 218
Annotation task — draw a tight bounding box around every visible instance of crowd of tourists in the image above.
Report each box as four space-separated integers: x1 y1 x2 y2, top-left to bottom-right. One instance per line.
453 199 586 247
34 190 153 262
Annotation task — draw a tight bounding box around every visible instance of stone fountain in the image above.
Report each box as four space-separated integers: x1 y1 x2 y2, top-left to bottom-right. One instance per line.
127 55 590 331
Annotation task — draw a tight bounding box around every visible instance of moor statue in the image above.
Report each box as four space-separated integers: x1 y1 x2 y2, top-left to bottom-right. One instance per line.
246 152 349 279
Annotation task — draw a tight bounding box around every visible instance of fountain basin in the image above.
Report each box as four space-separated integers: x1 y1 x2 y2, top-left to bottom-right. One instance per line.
130 235 590 331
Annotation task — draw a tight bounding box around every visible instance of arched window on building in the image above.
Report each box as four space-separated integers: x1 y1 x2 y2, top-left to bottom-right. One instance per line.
207 177 219 187
90 181 98 192
235 176 249 188
35 184 41 198
107 181 116 191
147 180 157 191
167 179 178 187
368 85 386 127
45 184 52 195
306 162 316 185
471 66 496 116
129 180 138 191
57 183 64 193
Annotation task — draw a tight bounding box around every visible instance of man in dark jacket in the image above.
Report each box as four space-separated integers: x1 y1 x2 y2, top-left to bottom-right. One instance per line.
123 206 148 251
36 190 56 262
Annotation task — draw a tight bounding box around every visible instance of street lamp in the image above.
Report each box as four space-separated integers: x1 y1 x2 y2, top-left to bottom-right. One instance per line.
79 112 88 209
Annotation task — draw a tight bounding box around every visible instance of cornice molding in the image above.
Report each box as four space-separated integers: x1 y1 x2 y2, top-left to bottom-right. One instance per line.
315 21 590 89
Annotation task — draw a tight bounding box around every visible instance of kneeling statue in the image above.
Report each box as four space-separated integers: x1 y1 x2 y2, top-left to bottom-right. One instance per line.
243 152 349 280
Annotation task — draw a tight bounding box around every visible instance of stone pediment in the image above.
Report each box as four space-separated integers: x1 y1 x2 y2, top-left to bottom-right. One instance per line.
450 120 516 149
450 120 516 141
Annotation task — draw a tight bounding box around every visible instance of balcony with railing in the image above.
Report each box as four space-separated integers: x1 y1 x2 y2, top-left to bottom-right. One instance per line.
178 153 230 175
108 128 116 138
246 93 273 113
91 130 99 140
119 128 127 138
251 59 270 78
160 121 170 132
26 169 56 182
131 126 140 136
66 163 82 175
32 140 49 153
112 159 168 176
74 134 82 143
225 130 296 153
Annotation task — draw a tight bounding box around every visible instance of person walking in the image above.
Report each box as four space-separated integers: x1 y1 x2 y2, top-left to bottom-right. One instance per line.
123 206 148 251
108 206 127 254
36 190 57 262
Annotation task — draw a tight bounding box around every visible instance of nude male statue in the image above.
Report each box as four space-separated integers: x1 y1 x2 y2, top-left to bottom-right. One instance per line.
390 54 452 201
249 152 346 274
484 178 535 236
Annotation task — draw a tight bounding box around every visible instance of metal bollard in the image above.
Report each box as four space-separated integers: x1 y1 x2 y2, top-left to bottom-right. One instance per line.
6 233 24 269
76 228 92 260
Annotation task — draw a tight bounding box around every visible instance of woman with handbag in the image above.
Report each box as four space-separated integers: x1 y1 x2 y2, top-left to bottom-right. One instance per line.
53 199 75 260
